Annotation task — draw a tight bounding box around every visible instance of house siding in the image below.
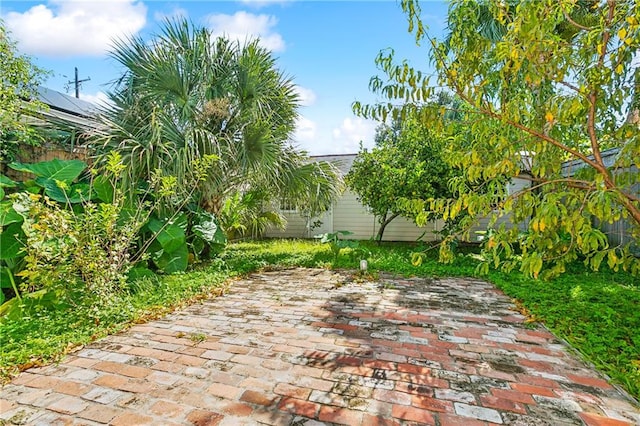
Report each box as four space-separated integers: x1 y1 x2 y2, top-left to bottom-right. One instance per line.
264 155 533 242
265 211 308 238
332 190 377 239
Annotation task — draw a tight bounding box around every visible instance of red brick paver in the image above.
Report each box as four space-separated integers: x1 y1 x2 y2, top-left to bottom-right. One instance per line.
1 268 638 425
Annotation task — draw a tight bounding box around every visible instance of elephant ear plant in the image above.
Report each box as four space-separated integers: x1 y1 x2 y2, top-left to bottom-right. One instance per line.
138 208 226 275
0 174 22 305
0 152 223 319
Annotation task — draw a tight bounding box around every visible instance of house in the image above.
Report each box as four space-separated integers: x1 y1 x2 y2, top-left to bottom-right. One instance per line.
562 147 639 248
13 87 97 166
33 86 98 131
264 153 532 242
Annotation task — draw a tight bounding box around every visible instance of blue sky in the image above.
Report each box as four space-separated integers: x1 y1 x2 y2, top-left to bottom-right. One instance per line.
1 0 448 155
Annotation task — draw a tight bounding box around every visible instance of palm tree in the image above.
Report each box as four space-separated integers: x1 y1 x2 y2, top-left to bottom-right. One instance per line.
92 19 341 227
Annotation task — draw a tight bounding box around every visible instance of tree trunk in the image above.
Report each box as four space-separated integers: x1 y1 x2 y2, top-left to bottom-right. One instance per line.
376 212 400 244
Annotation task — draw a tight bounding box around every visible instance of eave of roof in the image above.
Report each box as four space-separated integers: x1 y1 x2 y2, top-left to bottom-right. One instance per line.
22 86 101 130
311 153 357 176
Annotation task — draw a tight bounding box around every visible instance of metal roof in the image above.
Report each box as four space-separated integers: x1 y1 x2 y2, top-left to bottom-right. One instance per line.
311 153 356 176
561 147 621 176
35 86 97 118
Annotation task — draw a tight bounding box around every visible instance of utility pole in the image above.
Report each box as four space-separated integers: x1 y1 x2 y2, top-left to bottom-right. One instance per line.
67 67 90 98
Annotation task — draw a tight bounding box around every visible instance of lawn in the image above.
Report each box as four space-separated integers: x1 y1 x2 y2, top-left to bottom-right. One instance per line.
1 238 639 401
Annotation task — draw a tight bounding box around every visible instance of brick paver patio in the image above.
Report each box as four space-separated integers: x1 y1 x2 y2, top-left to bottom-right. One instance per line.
1 268 638 425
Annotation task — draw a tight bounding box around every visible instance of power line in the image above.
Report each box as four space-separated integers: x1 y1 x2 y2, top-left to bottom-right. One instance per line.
66 67 90 98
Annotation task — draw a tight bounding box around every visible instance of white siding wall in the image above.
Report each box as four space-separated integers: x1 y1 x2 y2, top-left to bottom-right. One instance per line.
332 191 378 240
264 211 308 238
265 169 532 242
376 217 443 242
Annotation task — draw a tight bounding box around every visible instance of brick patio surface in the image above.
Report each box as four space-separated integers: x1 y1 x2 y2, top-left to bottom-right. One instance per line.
1 268 639 425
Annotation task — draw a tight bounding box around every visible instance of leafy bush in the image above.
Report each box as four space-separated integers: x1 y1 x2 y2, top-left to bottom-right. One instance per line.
0 153 226 315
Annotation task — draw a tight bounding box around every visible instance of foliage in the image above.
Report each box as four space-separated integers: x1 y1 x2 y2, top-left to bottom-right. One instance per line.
142 207 227 273
0 155 151 309
314 230 361 260
10 158 89 203
93 19 341 224
219 190 285 240
0 153 222 317
0 21 47 169
346 107 458 242
354 0 640 278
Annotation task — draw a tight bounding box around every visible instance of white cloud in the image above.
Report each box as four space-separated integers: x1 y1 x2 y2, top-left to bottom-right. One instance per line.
330 117 377 154
79 91 113 108
293 116 317 144
154 6 187 22
4 0 147 57
238 0 293 8
294 86 316 107
205 11 285 52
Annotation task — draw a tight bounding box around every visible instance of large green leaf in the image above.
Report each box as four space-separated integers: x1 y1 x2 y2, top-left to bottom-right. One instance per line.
0 223 25 260
92 175 114 203
0 267 19 306
190 237 206 256
0 201 23 227
0 289 68 321
0 267 12 289
0 175 17 188
9 159 86 184
0 187 4 201
41 180 90 203
193 212 227 246
147 239 164 261
154 243 188 273
147 214 187 253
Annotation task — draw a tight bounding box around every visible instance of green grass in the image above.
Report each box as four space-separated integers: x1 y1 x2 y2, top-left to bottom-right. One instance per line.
1 238 639 401
0 269 230 380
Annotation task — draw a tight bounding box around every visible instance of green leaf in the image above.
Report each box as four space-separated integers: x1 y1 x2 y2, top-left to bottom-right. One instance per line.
193 212 226 246
154 243 188 273
0 223 25 260
147 239 164 261
42 181 90 203
0 267 12 289
190 237 206 256
92 175 114 203
0 289 67 321
127 267 156 283
9 159 86 184
147 215 187 253
0 187 4 200
24 182 41 194
0 175 17 188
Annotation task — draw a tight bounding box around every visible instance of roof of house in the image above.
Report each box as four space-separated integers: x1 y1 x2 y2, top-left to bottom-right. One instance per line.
311 153 357 176
36 87 97 117
32 86 99 129
561 147 621 176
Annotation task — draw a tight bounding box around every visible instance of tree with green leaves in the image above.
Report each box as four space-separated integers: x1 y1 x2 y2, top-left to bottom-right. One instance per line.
355 0 640 278
346 108 457 242
0 21 46 170
93 19 340 227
